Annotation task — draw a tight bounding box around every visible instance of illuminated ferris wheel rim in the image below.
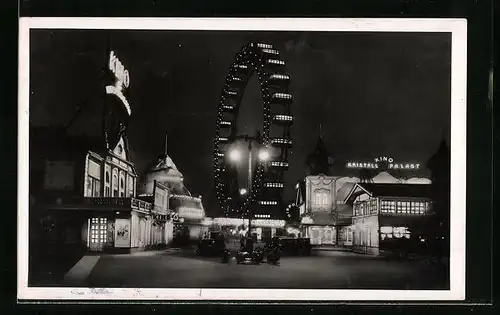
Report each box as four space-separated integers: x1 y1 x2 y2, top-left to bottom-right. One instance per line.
213 42 294 214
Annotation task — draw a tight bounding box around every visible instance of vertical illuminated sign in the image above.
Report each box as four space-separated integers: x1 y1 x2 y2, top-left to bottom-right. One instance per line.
103 49 132 151
105 51 131 115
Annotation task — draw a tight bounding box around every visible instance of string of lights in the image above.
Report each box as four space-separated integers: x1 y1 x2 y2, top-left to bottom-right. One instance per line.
213 42 294 217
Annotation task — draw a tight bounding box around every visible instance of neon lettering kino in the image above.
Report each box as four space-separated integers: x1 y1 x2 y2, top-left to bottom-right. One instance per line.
105 51 131 116
109 51 130 88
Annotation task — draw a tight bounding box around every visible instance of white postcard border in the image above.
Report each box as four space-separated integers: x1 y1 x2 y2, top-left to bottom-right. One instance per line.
18 17 467 301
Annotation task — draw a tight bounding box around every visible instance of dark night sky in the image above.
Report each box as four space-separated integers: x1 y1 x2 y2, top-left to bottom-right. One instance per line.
29 29 451 213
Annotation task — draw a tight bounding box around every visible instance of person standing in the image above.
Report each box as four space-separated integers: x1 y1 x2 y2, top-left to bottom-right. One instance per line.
245 237 254 254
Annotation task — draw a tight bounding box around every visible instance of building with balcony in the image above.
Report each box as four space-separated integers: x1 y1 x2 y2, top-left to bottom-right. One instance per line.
295 174 353 246
294 129 352 246
29 126 173 258
343 182 434 255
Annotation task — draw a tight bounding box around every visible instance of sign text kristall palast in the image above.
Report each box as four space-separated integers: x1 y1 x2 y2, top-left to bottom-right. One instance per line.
346 156 421 170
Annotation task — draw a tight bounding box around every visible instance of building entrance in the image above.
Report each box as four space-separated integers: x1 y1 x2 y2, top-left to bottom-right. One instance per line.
309 226 336 245
89 217 108 251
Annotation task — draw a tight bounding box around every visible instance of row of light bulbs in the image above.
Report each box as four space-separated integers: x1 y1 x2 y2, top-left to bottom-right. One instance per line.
262 48 279 55
271 138 292 145
270 161 289 167
274 114 294 121
270 74 290 80
259 200 278 205
267 59 285 65
257 43 273 49
272 92 293 100
264 182 284 188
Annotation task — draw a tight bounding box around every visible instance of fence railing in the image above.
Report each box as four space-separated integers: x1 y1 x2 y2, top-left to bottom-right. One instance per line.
83 197 153 212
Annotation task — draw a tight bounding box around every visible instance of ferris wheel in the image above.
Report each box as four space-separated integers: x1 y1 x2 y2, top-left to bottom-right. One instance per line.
213 42 294 217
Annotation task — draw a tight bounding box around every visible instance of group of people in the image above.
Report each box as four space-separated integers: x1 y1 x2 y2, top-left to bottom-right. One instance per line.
211 233 282 256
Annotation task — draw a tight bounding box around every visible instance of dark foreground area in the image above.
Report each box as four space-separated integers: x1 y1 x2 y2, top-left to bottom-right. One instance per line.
76 249 449 290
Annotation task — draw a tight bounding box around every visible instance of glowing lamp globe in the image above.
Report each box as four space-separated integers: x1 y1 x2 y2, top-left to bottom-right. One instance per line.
258 149 270 161
239 188 248 195
229 149 241 162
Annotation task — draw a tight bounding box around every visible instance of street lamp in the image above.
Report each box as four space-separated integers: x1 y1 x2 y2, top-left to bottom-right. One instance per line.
258 149 270 161
227 136 269 238
229 149 241 162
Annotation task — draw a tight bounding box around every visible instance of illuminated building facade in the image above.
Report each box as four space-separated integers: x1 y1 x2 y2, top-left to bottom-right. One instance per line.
140 136 207 244
295 175 353 245
343 183 434 255
295 128 349 245
29 49 172 270
30 129 171 255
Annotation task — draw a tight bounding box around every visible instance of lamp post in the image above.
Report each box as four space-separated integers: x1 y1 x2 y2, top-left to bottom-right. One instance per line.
228 134 269 238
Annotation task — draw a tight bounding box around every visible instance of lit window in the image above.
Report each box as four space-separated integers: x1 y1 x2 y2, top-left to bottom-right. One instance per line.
353 203 359 216
127 175 134 197
381 226 410 240
315 193 321 205
112 169 119 197
86 176 101 197
90 217 107 244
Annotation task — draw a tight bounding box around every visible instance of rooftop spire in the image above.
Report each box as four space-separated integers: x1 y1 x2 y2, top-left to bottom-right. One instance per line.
306 123 332 175
164 133 168 156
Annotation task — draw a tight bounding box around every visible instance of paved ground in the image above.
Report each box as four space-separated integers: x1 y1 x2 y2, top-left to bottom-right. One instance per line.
80 248 449 290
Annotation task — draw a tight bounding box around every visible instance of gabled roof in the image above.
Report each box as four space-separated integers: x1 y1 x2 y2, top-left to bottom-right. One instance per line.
336 182 356 202
142 153 192 196
343 184 373 204
344 182 433 204
147 154 181 173
109 134 137 175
